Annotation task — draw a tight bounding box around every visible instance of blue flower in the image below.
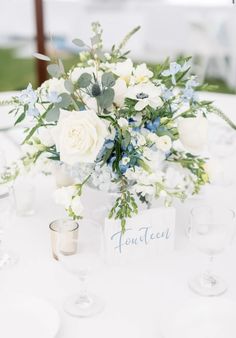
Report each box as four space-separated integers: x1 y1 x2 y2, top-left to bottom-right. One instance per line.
27 106 40 117
145 117 160 132
104 139 114 149
119 162 129 174
47 91 62 104
162 62 182 85
162 88 173 101
19 84 37 106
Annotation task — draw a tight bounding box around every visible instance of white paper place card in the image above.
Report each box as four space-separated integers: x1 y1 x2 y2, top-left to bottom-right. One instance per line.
104 207 176 264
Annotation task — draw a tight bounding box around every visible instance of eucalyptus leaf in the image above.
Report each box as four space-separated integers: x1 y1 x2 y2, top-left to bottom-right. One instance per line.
102 72 115 88
58 59 65 74
72 38 85 47
97 88 114 109
46 106 60 122
58 93 73 108
33 52 51 61
64 79 74 93
77 73 92 88
47 64 62 78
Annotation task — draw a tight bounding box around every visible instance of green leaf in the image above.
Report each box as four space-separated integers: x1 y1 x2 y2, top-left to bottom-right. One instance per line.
22 125 39 143
46 106 60 122
102 72 116 88
47 64 62 78
97 88 114 109
58 93 73 108
123 130 131 148
14 112 26 125
64 79 74 93
77 73 92 88
72 38 85 47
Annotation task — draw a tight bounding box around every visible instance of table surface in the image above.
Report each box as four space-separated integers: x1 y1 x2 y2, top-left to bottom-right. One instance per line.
0 91 236 337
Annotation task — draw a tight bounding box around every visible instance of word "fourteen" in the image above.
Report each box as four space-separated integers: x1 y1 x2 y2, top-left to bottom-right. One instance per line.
111 226 171 254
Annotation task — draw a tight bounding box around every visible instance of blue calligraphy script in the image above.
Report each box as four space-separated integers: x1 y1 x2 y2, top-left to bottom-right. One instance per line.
110 226 171 254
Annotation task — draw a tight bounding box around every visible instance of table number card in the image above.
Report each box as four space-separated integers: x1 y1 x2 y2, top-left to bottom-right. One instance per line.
104 207 176 264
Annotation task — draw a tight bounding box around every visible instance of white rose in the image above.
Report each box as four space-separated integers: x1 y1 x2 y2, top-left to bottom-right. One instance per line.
71 196 84 216
41 78 68 95
53 186 76 208
37 126 55 147
117 117 129 130
113 78 127 107
52 109 108 165
178 116 208 153
156 135 172 152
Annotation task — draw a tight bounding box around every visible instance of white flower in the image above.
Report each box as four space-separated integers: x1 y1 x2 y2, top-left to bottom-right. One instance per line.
156 135 172 152
40 78 68 96
178 116 208 153
113 78 127 107
147 132 159 143
53 186 76 208
126 83 163 111
136 134 146 147
52 109 108 165
113 59 133 83
133 64 153 83
165 166 185 189
37 126 55 147
117 117 129 130
121 156 130 165
71 196 84 216
134 183 155 197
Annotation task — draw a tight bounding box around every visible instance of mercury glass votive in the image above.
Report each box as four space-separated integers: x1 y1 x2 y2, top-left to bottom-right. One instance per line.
49 219 79 260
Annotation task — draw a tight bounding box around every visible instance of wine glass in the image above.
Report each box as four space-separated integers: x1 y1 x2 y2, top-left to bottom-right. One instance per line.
0 187 18 269
189 206 235 296
57 218 105 317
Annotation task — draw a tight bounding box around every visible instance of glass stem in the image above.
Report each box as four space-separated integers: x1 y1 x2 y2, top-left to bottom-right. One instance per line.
202 255 217 288
77 276 92 306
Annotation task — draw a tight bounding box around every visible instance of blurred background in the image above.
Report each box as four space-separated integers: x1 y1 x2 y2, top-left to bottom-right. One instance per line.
0 0 235 93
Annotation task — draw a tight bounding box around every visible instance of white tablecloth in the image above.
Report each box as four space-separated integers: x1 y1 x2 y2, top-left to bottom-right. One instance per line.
0 91 236 337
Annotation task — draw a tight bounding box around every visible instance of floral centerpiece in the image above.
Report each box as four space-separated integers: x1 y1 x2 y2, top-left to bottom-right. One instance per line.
1 23 235 231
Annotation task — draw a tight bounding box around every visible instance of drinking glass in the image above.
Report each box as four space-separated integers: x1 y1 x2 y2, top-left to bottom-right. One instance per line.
57 218 105 317
189 206 235 296
49 218 79 260
0 188 18 269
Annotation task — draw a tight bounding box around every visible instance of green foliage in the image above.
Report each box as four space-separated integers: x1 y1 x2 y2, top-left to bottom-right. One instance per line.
77 73 92 88
109 189 138 233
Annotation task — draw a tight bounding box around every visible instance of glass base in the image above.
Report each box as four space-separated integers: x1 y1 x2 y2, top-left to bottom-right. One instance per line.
0 250 18 269
64 293 105 317
189 272 227 297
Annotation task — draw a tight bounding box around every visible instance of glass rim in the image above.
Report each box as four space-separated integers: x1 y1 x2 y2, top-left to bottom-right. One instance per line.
190 205 236 220
49 218 79 232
